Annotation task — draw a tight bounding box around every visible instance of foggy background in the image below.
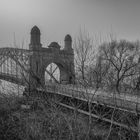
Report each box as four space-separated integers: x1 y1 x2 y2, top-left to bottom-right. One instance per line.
0 0 140 48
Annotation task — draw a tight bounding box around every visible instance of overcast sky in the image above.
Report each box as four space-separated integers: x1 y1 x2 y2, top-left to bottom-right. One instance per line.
0 0 140 48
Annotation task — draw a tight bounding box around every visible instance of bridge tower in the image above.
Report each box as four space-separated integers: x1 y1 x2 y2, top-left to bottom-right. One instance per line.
64 34 72 51
29 26 43 90
63 34 75 84
28 26 75 92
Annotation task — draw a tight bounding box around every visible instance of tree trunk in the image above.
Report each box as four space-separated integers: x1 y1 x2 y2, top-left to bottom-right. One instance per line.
81 62 85 81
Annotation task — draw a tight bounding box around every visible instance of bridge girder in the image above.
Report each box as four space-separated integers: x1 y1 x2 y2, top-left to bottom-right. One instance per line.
0 47 31 85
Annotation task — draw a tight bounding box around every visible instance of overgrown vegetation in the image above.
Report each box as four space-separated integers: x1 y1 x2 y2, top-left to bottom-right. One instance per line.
0 89 139 140
0 93 110 140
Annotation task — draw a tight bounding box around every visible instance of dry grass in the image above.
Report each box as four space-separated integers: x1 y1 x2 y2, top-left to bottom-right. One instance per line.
0 92 105 140
0 92 138 140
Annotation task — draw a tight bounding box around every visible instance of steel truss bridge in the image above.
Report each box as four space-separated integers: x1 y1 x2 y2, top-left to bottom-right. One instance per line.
0 47 139 114
0 46 139 112
0 47 30 85
1 46 140 133
1 26 140 136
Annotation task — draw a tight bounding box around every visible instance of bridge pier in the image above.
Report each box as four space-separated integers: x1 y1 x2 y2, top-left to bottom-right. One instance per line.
28 26 43 90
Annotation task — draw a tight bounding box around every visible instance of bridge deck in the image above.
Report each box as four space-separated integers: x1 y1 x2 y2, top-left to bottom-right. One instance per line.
40 84 140 114
0 73 25 85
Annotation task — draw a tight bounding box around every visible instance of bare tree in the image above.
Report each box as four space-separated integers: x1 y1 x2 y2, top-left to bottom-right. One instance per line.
73 30 107 139
74 30 96 86
96 39 140 93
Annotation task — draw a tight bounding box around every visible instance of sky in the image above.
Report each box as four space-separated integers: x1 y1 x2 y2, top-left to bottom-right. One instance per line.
0 0 140 48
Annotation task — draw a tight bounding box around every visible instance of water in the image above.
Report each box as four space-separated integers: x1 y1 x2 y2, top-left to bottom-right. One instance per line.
0 80 24 96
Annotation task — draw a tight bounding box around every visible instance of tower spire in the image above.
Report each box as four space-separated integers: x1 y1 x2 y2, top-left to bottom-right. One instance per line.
64 34 72 51
29 26 42 50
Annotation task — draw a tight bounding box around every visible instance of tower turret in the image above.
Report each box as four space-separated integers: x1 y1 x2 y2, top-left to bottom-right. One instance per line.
64 34 72 51
29 26 42 50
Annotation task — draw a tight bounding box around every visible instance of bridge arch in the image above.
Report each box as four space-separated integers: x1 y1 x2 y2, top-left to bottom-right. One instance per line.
45 62 60 84
43 60 71 84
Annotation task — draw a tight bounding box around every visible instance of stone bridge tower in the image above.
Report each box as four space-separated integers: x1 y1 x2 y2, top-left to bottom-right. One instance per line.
29 26 75 90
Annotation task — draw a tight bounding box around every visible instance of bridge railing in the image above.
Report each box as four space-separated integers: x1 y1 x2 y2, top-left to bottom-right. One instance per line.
43 83 140 114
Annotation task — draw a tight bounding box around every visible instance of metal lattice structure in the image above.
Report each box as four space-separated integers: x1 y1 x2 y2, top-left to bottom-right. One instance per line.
0 47 31 85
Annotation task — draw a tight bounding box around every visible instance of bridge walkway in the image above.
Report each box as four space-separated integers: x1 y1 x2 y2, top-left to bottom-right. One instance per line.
38 83 140 115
